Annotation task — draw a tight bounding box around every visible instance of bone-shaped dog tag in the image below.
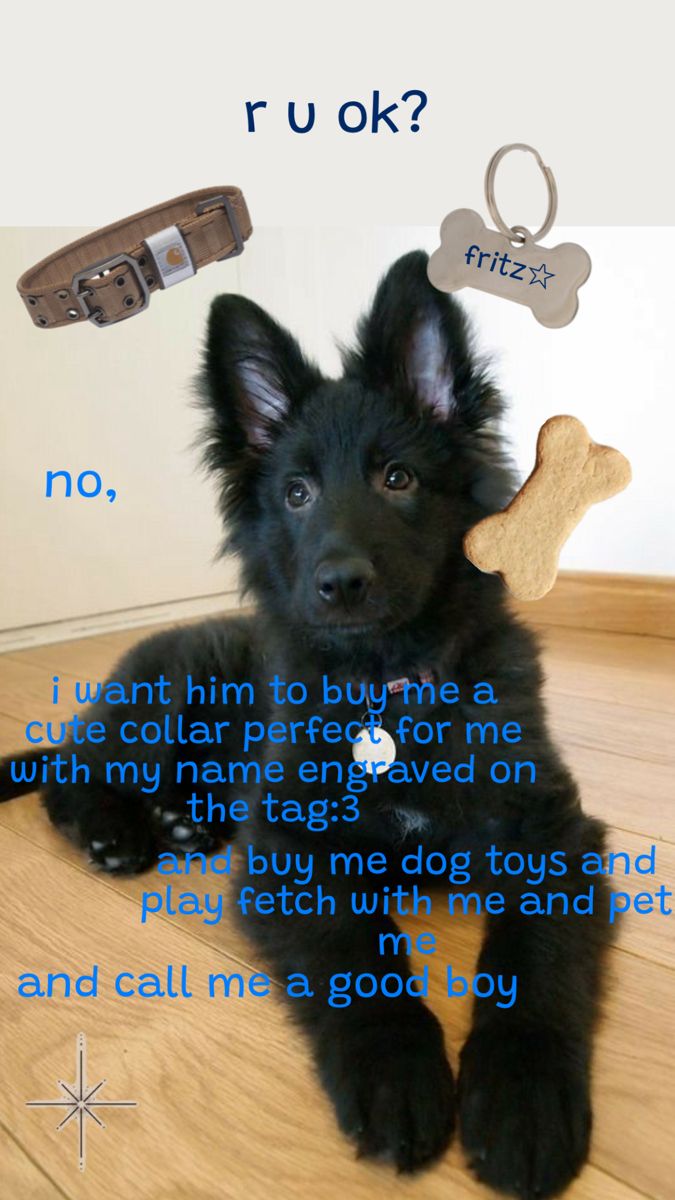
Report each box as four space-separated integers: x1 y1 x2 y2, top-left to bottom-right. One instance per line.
428 209 591 328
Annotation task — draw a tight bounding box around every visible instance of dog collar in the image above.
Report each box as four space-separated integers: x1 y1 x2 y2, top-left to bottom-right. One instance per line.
352 669 436 777
384 669 435 696
17 187 252 330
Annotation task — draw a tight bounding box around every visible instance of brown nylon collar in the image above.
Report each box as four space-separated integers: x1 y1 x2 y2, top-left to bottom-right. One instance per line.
17 187 252 330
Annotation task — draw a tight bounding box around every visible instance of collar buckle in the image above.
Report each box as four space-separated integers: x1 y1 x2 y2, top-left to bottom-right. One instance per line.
71 253 150 326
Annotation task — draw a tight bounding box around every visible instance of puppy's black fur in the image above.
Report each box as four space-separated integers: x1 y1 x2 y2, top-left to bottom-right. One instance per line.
1 252 610 1198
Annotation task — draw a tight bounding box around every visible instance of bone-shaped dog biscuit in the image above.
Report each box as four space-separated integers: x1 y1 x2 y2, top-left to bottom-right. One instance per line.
464 416 632 601
428 209 591 328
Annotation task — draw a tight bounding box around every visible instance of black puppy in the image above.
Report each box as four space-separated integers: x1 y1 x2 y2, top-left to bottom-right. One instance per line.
1 252 609 1198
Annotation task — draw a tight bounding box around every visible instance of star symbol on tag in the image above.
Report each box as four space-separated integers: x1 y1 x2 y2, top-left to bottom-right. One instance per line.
26 1033 137 1171
528 262 555 289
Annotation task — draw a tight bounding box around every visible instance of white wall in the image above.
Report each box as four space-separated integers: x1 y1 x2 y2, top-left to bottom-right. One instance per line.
1 226 672 644
0 228 242 639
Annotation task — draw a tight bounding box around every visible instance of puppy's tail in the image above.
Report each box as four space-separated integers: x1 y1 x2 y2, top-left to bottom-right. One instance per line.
0 750 46 801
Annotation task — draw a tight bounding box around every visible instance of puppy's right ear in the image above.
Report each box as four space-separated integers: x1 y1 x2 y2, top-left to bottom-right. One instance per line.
199 296 322 464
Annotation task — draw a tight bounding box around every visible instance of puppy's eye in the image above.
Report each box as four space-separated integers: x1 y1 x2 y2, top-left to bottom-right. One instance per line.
384 463 415 491
286 479 313 509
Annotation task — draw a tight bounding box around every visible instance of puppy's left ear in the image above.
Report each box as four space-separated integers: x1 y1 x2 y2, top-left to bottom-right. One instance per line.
199 295 322 465
343 250 497 429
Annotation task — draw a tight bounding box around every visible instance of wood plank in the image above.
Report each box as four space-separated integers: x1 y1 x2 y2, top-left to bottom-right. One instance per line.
0 824 663 1200
0 1124 69 1198
563 741 674 842
591 953 675 1199
562 1174 652 1200
0 659 77 727
539 626 675 714
514 571 675 639
547 692 674 769
602 830 673 971
0 826 497 1200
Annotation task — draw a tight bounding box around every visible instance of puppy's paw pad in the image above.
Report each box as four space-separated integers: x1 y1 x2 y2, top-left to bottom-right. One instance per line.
88 833 156 875
153 805 219 853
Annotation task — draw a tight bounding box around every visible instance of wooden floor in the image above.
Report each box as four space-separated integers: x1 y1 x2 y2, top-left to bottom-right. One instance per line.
0 620 673 1200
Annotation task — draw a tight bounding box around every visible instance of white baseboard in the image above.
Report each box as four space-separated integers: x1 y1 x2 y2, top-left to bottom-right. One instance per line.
0 592 243 653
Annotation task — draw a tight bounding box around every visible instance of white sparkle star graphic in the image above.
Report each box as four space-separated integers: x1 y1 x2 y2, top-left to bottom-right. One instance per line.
26 1032 137 1171
528 262 555 288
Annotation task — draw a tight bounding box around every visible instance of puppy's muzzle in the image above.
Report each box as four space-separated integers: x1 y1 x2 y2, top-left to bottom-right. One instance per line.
315 556 375 610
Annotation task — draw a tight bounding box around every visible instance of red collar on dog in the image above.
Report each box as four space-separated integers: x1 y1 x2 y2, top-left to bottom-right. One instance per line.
384 669 435 696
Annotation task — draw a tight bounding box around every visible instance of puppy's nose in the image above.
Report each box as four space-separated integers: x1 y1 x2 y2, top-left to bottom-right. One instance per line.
315 557 375 608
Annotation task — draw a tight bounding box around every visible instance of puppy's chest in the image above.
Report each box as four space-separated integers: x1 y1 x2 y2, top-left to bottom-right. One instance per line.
384 803 433 841
275 694 476 844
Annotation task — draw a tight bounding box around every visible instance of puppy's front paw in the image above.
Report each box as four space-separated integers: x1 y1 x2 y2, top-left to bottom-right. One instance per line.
318 1007 455 1173
88 826 156 874
459 1024 591 1199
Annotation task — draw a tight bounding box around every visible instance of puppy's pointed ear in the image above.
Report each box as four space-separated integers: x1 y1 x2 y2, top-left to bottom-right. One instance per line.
199 296 322 463
343 250 497 429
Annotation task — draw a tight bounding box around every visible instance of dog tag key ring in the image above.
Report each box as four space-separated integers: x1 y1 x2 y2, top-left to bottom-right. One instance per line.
428 143 591 328
352 713 397 776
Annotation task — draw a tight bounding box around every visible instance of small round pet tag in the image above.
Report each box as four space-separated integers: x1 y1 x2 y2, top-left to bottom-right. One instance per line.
352 724 397 775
